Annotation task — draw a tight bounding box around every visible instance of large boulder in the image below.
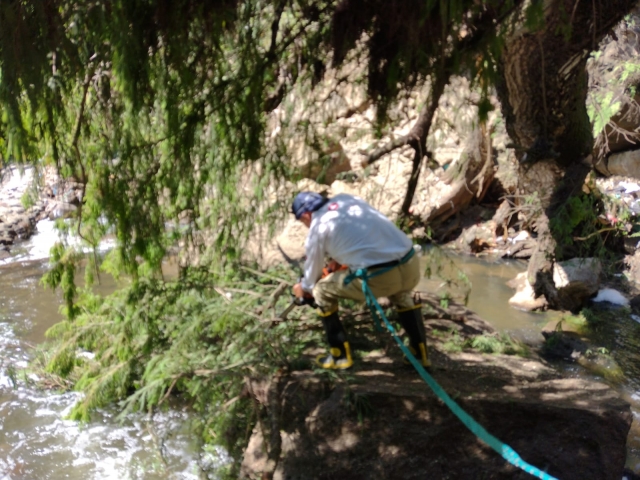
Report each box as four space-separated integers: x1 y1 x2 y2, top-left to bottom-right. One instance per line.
553 258 602 311
0 165 61 247
44 200 78 221
607 149 640 179
454 219 498 254
1 213 36 240
625 249 640 284
507 271 549 311
597 91 640 162
507 258 602 311
293 138 352 185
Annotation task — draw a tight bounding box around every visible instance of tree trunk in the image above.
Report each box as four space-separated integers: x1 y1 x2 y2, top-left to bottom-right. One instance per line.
426 123 496 227
495 0 636 308
400 74 449 215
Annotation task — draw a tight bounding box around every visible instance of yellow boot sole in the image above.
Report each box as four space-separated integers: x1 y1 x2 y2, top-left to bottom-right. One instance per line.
315 343 353 370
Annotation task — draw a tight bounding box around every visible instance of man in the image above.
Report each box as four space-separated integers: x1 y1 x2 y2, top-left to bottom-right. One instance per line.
291 191 430 370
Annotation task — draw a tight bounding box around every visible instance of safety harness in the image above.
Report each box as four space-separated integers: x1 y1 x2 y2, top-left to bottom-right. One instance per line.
344 247 415 331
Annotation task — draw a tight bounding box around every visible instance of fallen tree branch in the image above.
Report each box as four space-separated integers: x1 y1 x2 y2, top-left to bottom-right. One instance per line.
159 376 180 405
266 281 289 312
193 358 249 376
225 287 263 296
239 265 292 285
573 226 618 241
363 134 416 167
213 287 263 320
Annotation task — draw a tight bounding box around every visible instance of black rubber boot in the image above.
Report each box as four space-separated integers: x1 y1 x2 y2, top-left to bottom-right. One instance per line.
316 310 353 370
397 305 431 368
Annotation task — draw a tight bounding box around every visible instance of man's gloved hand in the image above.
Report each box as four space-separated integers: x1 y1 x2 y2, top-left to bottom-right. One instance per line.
293 282 305 299
293 283 315 306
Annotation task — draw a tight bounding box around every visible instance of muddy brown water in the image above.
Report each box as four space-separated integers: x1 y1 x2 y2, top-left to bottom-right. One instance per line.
0 229 638 477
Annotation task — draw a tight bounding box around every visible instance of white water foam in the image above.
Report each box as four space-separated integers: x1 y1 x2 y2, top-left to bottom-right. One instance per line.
592 288 630 306
1 219 116 266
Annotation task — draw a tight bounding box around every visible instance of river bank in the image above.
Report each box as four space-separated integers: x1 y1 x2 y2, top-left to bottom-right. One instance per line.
240 290 633 480
2 165 640 478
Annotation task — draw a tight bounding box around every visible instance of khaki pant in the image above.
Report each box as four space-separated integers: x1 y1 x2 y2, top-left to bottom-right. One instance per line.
313 253 421 313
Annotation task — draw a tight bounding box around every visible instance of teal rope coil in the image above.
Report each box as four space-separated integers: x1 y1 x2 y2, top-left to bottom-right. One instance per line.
346 265 559 480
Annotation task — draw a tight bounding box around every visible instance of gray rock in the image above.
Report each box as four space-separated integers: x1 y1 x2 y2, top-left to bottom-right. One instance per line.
0 235 13 245
608 149 640 179
554 257 602 311
294 140 352 185
6 215 36 240
625 249 640 285
455 222 497 254
508 258 601 311
507 271 549 311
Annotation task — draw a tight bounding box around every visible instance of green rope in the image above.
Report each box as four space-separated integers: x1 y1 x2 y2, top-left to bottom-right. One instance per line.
347 266 559 480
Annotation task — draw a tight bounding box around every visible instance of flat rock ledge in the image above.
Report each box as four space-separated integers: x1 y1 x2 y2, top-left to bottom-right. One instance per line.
241 303 631 480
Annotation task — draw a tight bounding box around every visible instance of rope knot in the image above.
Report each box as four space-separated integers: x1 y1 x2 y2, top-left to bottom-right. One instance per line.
343 268 368 286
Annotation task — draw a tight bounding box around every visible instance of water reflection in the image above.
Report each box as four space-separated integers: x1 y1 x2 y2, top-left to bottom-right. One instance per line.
418 251 560 343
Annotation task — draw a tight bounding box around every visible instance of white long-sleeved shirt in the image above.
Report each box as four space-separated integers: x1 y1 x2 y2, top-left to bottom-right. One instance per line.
301 194 413 292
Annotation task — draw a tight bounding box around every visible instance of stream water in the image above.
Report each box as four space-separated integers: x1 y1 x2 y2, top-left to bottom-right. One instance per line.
1 225 639 477
419 252 640 475
0 224 229 479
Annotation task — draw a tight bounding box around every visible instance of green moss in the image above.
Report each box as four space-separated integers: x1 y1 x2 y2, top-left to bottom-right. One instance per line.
437 329 527 356
466 333 528 356
576 355 626 384
582 305 631 327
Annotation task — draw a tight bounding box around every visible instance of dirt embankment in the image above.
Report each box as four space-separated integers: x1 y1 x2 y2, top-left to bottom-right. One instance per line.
240 295 632 480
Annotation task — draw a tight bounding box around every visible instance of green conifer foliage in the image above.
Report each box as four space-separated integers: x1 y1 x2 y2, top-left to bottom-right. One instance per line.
0 1 530 270
4 0 633 473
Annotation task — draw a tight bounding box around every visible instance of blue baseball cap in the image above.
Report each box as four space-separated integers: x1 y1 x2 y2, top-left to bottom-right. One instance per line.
291 192 328 220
